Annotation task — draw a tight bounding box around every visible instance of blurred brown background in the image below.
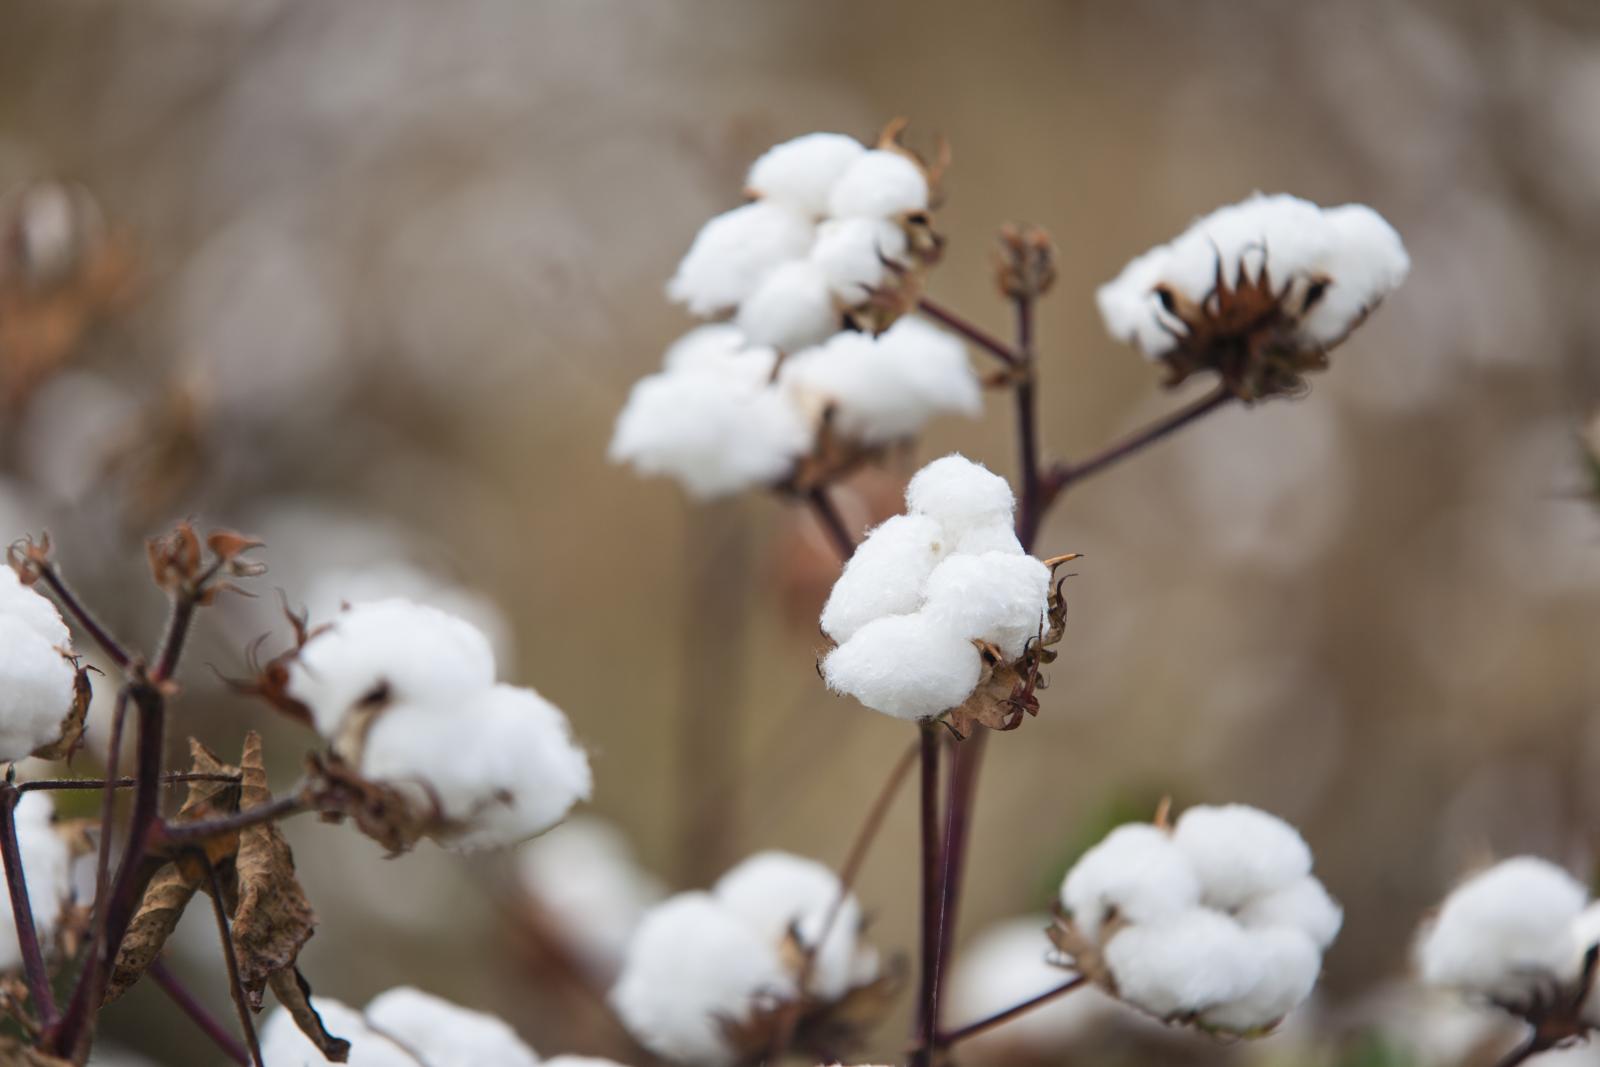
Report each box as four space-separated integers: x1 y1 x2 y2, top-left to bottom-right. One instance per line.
2 1 1599 1063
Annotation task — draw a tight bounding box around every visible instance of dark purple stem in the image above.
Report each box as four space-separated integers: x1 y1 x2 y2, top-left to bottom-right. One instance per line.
1044 384 1233 496
33 566 132 669
1 783 57 1027
806 486 857 563
917 297 1020 367
19 772 240 793
157 792 309 846
936 975 1087 1048
909 724 943 1067
204 860 264 1067
148 959 250 1067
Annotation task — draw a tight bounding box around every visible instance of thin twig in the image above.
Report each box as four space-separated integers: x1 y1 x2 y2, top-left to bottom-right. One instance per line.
148 959 251 1067
204 859 264 1066
806 486 857 563
19 771 241 794
909 724 943 1067
157 791 310 846
0 784 57 1027
1043 383 1233 500
936 975 1087 1048
32 565 133 669
917 297 1020 367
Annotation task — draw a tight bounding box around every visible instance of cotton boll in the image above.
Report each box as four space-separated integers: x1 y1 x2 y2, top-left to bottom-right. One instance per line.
904 455 1016 541
810 217 908 303
954 520 1024 556
1298 204 1411 345
1060 824 1202 942
1096 245 1182 360
713 851 869 1001
611 892 797 1067
746 133 866 217
922 551 1050 660
667 201 815 316
827 150 929 219
1202 927 1321 1033
819 513 949 643
0 793 72 973
661 324 776 384
1237 876 1343 950
947 917 1115 1056
1417 856 1589 1001
1104 909 1262 1019
364 986 541 1067
821 613 981 721
287 598 497 740
1172 805 1313 910
0 616 77 763
0 565 71 648
872 318 981 421
735 260 840 353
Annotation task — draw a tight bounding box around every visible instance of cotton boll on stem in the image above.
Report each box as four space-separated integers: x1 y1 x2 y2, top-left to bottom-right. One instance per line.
904 454 1016 541
922 551 1050 660
666 201 815 316
819 513 949 643
1172 804 1313 910
735 260 840 353
746 133 866 218
1103 909 1263 1020
1060 824 1202 942
827 150 929 219
821 613 981 721
713 851 866 1001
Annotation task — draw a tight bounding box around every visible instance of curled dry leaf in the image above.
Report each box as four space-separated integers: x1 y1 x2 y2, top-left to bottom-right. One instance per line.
305 752 432 856
269 966 352 1063
27 664 92 763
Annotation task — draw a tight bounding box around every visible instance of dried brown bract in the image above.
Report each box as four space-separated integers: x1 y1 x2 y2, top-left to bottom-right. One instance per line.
995 224 1057 302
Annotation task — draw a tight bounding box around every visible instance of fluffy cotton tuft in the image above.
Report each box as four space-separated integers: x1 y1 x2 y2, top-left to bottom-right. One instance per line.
1096 193 1409 361
1172 804 1313 910
810 217 909 303
1103 908 1264 1019
0 568 77 762
1200 927 1322 1033
610 892 798 1067
922 551 1051 660
0 794 73 974
1061 824 1202 941
259 988 539 1067
667 201 814 316
904 455 1015 540
827 150 930 219
819 514 949 644
288 599 590 849
746 133 867 218
1237 875 1344 950
1416 856 1589 1002
821 613 981 722
735 260 840 353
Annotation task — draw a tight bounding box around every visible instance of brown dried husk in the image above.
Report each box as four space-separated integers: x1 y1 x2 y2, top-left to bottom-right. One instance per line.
27 664 92 764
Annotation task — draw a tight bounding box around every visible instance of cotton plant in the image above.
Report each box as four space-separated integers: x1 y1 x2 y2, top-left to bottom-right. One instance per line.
1098 192 1409 400
1045 803 1341 1036
1414 856 1600 1061
818 454 1072 735
609 850 889 1067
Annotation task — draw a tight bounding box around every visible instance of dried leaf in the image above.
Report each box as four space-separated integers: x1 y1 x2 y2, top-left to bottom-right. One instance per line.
306 753 430 856
27 664 91 763
103 863 197 1004
268 967 351 1063
230 731 315 1009
171 739 243 872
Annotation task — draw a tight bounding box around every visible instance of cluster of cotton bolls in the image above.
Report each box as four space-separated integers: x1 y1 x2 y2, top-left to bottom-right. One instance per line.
1056 804 1341 1034
285 598 592 850
259 985 627 1066
819 455 1050 721
610 851 881 1066
0 564 80 761
610 130 981 500
1416 856 1600 1020
0 793 75 974
1096 192 1410 367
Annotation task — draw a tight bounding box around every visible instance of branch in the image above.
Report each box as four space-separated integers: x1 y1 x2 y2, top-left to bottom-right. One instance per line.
156 791 311 847
805 486 857 563
0 783 57 1027
203 859 264 1067
1041 383 1233 503
31 564 133 670
917 297 1021 367
148 959 251 1067
909 724 943 1067
19 771 241 794
936 975 1087 1048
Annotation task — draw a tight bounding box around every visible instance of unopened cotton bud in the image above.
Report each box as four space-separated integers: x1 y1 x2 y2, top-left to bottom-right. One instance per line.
667 201 814 316
819 513 949 644
1237 875 1344 950
821 613 980 721
827 150 929 219
905 454 1016 539
1104 908 1262 1020
735 260 839 353
922 551 1050 660
1172 804 1313 910
1060 824 1202 942
746 133 866 218
811 217 908 303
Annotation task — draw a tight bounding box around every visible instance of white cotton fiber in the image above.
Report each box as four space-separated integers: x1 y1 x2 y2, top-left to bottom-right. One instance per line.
821 613 981 721
735 259 839 353
1201 927 1322 1032
713 850 867 1001
1104 908 1263 1019
819 513 949 644
922 551 1050 660
810 217 908 303
1416 856 1588 1001
0 793 72 974
828 150 930 219
667 201 815 316
0 615 77 763
1060 824 1202 942
364 986 541 1067
1298 204 1411 345
953 520 1024 556
1172 804 1313 910
1237 875 1344 950
905 454 1016 539
0 567 69 647
746 133 866 218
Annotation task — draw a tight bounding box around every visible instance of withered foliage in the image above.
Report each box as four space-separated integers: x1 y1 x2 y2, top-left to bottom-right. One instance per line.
304 752 433 857
145 522 264 603
995 224 1057 303
26 661 93 765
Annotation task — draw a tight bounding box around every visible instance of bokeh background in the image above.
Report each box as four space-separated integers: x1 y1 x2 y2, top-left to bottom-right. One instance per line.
2 1 1599 1064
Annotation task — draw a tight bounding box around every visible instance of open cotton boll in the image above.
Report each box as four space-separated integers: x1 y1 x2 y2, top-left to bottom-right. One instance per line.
872 318 981 421
954 520 1024 556
1061 824 1202 942
661 324 778 384
0 567 70 647
821 613 981 721
746 133 866 218
0 615 78 763
948 918 1115 1055
1172 805 1313 910
1298 204 1411 345
922 551 1050 660
1104 908 1263 1020
810 217 908 303
1417 857 1589 1000
1096 246 1179 361
1201 927 1322 1033
1237 875 1344 950
0 793 73 973
611 892 797 1067
287 598 497 740
734 260 840 353
819 513 949 643
713 851 868 1001
666 201 814 316
905 455 1016 541
827 150 929 219
364 986 541 1067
